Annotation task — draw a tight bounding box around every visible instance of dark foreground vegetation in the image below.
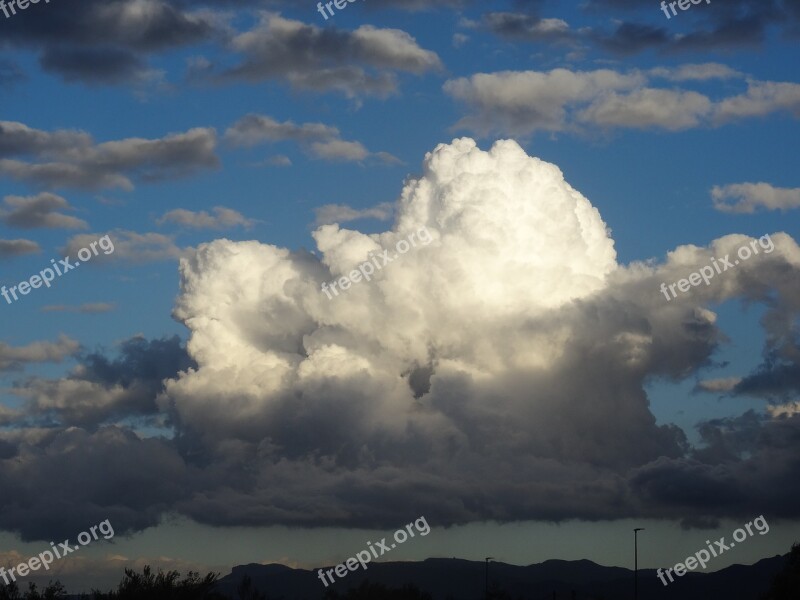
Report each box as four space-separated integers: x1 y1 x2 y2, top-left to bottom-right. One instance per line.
0 543 797 599
760 543 800 600
0 567 226 600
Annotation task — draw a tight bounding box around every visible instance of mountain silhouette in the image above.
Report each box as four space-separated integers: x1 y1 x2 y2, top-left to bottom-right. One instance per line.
213 555 788 599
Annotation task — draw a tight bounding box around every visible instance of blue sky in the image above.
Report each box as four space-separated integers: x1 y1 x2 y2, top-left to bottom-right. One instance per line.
1 0 800 593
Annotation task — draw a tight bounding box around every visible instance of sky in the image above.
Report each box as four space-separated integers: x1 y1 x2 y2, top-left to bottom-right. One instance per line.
1 0 800 593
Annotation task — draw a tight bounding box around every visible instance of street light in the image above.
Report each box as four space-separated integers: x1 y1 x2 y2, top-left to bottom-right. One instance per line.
485 557 494 600
634 528 645 600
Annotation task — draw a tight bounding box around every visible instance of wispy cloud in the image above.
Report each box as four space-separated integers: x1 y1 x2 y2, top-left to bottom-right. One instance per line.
712 182 800 214
314 202 394 226
0 335 79 372
0 121 219 191
648 63 744 82
157 207 256 230
62 230 183 264
225 115 339 147
213 14 442 98
444 67 800 136
226 114 398 164
0 238 40 259
694 377 742 393
1 192 88 229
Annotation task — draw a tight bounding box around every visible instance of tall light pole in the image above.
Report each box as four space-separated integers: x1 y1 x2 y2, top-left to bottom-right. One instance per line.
634 528 645 600
485 557 494 600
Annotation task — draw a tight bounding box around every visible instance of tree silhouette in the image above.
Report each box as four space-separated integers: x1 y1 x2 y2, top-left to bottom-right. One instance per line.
761 543 800 600
0 581 20 600
117 566 219 599
486 579 515 600
0 580 66 600
21 582 67 600
80 565 227 599
237 574 268 600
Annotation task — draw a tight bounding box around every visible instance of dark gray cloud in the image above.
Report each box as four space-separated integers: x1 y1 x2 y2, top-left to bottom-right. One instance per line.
82 336 195 391
1 0 793 91
225 114 398 162
736 359 800 399
593 22 670 55
226 0 469 10
13 336 195 428
0 336 79 372
211 14 442 97
481 12 575 44
0 426 192 542
0 121 219 191
632 411 800 526
0 121 91 158
1 0 445 90
0 0 213 50
582 0 642 8
732 312 800 400
0 238 40 259
39 46 152 85
225 114 340 146
0 192 88 229
0 0 216 84
367 0 466 8
482 0 800 55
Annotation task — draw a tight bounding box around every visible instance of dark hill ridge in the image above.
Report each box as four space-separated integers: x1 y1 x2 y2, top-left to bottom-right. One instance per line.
215 554 788 599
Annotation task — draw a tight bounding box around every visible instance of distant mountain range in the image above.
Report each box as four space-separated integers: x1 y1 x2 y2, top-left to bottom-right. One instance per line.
214 555 787 599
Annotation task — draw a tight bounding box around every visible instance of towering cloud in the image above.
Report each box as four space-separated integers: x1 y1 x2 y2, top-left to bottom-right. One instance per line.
157 138 800 529
3 139 799 540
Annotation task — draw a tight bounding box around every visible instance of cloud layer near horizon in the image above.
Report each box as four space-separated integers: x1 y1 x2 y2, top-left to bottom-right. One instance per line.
3 138 800 541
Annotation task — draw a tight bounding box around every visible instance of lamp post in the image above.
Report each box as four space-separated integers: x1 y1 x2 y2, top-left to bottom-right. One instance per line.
634 528 645 600
485 557 494 600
